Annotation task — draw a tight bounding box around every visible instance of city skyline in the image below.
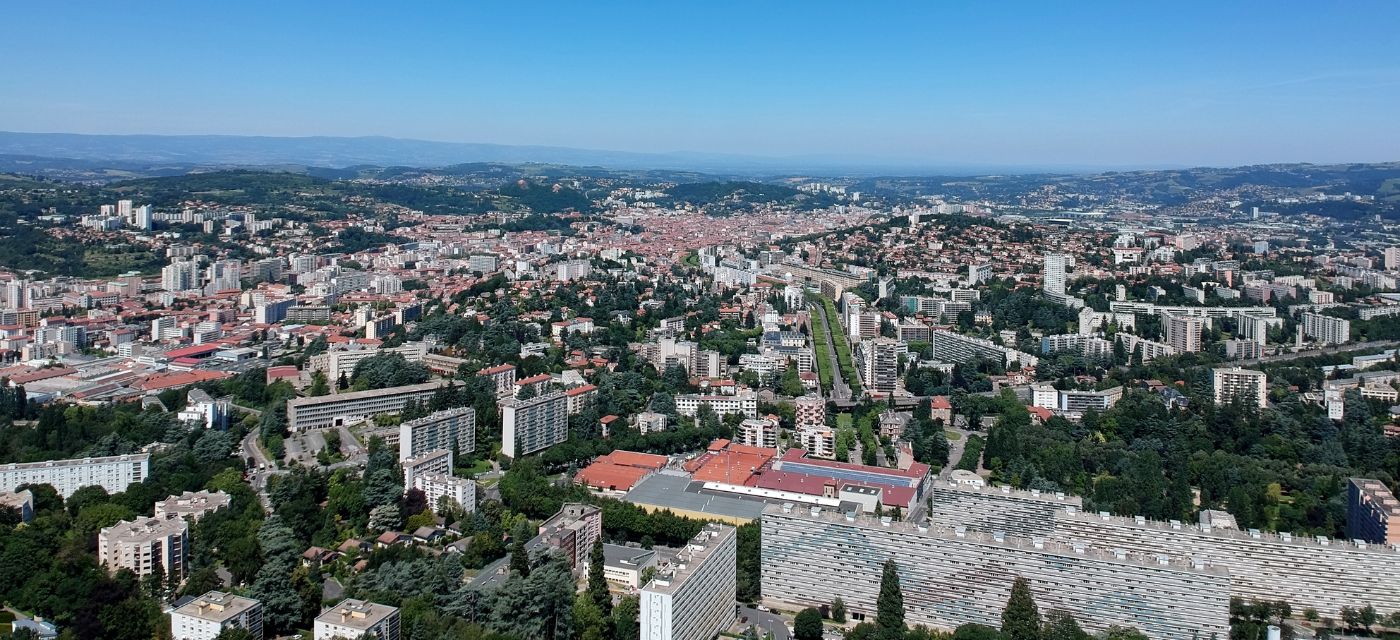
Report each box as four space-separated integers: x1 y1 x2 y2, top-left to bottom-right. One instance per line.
3 1 1399 168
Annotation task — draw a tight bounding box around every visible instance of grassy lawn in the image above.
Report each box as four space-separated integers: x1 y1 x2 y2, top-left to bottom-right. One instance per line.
945 430 963 440
808 305 836 392
818 296 863 394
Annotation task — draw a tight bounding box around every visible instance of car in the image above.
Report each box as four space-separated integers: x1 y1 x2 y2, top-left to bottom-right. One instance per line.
756 605 770 612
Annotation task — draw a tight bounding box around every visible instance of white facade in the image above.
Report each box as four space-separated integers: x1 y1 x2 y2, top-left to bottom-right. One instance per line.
1213 367 1268 408
675 391 758 420
98 517 188 580
1301 312 1352 345
397 407 476 462
499 390 569 458
640 524 737 640
314 600 400 640
170 591 263 640
1 453 149 498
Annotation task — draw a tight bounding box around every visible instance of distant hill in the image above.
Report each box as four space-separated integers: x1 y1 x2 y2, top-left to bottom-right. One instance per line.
0 131 795 173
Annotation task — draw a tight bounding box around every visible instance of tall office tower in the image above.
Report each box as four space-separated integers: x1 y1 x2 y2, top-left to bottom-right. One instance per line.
499 390 569 458
1043 254 1070 295
1212 367 1268 408
1163 312 1205 353
640 524 737 640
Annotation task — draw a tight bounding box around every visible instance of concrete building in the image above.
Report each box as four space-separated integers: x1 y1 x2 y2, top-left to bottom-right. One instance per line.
0 489 33 522
413 473 476 512
675 391 758 420
794 426 836 459
499 390 569 458
98 517 188 580
1348 478 1400 545
930 330 1038 368
1213 367 1268 408
761 504 1230 640
635 411 668 435
856 337 900 395
1042 254 1070 296
1301 312 1352 346
397 407 476 462
923 479 1400 618
177 389 231 429
1163 312 1205 354
155 490 231 522
286 382 450 431
640 524 737 640
794 394 825 429
1 453 149 498
170 591 264 640
308 342 429 380
538 503 604 571
401 449 453 488
314 599 400 640
603 543 658 590
738 417 779 449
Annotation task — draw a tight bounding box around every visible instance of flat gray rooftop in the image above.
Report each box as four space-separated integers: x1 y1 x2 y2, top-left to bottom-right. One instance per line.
624 472 768 521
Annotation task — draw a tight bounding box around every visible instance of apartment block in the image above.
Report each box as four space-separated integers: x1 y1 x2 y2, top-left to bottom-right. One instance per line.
1 453 149 498
1163 312 1205 353
499 390 569 458
155 490 231 522
640 524 737 640
675 391 758 420
738 417 779 449
1348 478 1400 545
761 504 1230 640
794 394 825 429
1213 367 1268 408
856 337 900 395
397 407 476 462
286 382 449 431
401 449 453 488
98 517 189 581
1301 312 1352 345
924 479 1400 618
314 600 400 640
930 330 1038 368
170 591 263 640
413 473 476 512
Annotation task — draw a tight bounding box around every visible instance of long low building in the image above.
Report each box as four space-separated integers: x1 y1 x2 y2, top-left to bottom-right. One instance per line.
762 503 1231 640
286 381 451 431
1 453 150 498
925 479 1400 617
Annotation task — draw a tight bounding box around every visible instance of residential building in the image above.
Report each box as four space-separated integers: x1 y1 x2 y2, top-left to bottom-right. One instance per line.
401 449 453 488
856 337 900 395
930 329 1038 368
635 411 668 434
1301 312 1352 345
795 426 836 459
1042 253 1070 296
640 524 737 640
314 600 400 640
0 489 33 522
1347 478 1400 545
286 382 450 431
414 474 476 512
603 544 658 590
177 388 230 429
478 364 517 397
1 453 149 498
675 390 758 420
795 394 825 429
170 591 264 640
1213 368 1268 408
98 517 188 580
1163 312 1205 353
538 503 604 571
397 407 476 462
499 390 569 458
762 504 1231 640
155 490 231 522
738 417 779 449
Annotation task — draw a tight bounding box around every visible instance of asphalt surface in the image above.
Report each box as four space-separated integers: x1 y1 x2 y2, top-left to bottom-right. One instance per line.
738 605 793 640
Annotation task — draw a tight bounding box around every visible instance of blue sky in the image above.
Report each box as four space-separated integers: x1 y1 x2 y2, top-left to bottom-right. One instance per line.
2 1 1398 168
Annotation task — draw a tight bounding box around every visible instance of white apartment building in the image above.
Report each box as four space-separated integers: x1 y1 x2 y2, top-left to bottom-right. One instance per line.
413 473 476 512
314 599 400 640
795 426 836 458
401 449 453 488
1301 312 1352 345
308 342 430 380
499 390 569 458
286 382 449 431
1042 253 1071 295
738 417 779 449
794 394 825 429
98 517 188 580
856 337 900 395
1213 367 1268 408
1 453 149 498
675 391 758 420
762 503 1231 640
640 524 737 640
169 591 263 640
397 407 476 462
155 490 231 522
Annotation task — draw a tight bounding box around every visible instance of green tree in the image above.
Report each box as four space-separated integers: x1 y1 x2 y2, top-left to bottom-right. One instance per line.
308 371 330 397
1042 611 1088 640
795 607 825 640
1001 577 1042 640
877 559 905 640
612 594 640 640
587 537 612 615
832 596 848 623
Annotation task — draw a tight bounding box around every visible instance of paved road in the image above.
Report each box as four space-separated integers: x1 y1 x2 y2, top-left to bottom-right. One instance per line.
738 605 793 640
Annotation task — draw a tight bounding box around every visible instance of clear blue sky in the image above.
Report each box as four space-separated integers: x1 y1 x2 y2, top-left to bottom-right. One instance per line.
3 1 1398 168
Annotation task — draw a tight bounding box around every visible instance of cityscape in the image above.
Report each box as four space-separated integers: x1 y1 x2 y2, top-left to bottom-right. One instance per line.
2 3 1400 640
